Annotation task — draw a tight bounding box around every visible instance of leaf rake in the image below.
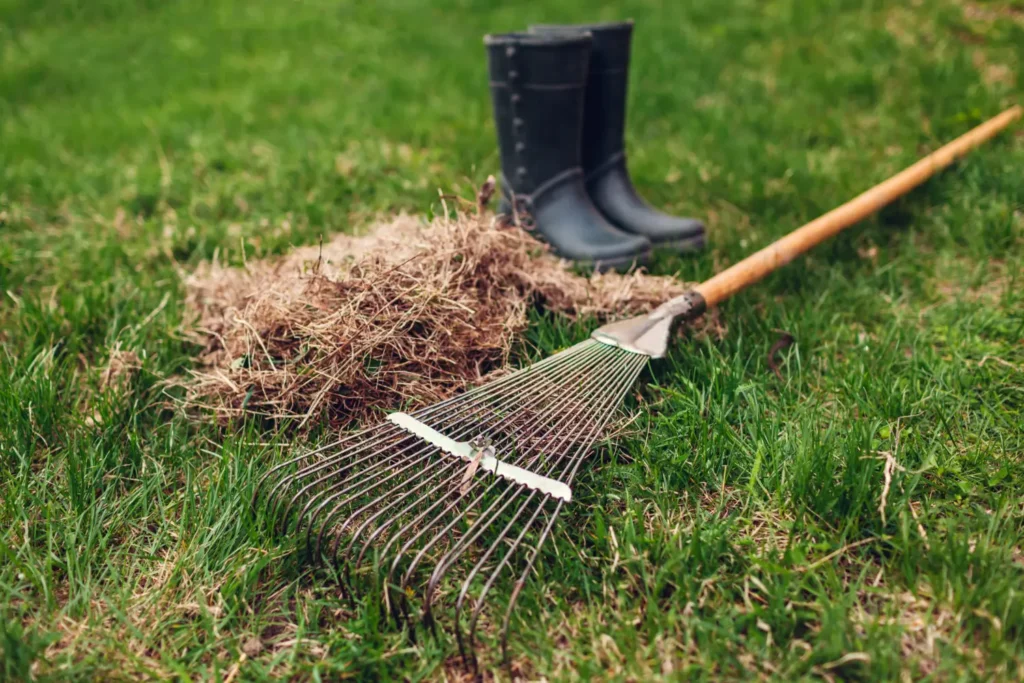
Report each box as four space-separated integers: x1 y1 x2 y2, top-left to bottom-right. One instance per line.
253 107 1020 671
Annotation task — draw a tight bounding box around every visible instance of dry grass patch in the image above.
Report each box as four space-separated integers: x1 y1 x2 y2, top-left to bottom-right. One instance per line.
181 209 687 428
852 577 1023 679
99 345 142 393
961 2 1024 25
639 485 794 557
933 257 1012 305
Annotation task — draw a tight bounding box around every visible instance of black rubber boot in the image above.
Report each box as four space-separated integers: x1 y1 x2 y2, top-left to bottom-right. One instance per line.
529 22 705 252
484 32 651 271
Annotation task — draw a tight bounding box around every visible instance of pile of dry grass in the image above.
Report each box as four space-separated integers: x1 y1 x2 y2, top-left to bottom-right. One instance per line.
182 209 688 428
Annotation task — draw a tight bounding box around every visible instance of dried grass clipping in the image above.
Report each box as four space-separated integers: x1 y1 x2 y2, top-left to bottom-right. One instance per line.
182 211 686 428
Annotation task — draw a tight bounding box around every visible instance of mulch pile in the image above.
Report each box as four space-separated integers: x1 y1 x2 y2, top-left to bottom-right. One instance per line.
181 209 689 428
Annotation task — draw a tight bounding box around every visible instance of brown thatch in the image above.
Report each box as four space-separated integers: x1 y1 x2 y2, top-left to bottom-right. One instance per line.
181 210 688 428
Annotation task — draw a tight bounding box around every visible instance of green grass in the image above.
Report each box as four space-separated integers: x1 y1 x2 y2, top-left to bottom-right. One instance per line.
2 0 1023 679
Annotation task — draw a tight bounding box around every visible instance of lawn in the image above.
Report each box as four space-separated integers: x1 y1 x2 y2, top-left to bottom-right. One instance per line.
2 0 1023 680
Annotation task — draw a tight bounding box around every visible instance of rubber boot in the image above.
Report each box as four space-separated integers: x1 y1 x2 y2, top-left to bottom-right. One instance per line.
530 22 706 252
484 32 651 271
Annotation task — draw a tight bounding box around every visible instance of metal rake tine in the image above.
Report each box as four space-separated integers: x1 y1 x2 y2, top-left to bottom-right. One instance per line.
381 345 636 628
537 353 649 482
307 372 563 561
509 351 638 473
424 343 620 453
264 423 404 526
381 487 469 622
356 479 528 593
276 428 414 533
385 473 504 616
281 354 570 539
411 350 644 664
331 458 460 581
494 356 648 663
465 362 646 658
413 340 600 418
328 460 465 578
321 352 598 569
419 484 528 623
386 348 628 595
250 341 619 631
279 436 416 540
306 445 447 560
277 359 549 519
372 346 616 572
555 355 650 485
333 361 586 573
409 340 606 423
457 356 646 649
458 494 550 669
492 349 645 486
286 430 430 527
343 463 468 572
427 352 640 615
418 341 611 434
254 421 387 515
500 499 565 667
391 348 630 589
254 341 598 518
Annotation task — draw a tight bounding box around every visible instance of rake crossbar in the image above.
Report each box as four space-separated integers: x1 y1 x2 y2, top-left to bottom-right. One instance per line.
387 412 574 501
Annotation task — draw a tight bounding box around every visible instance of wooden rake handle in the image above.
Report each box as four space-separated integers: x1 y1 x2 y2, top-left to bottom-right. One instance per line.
689 106 1022 308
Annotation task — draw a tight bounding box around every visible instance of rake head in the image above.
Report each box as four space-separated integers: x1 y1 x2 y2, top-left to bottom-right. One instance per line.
253 338 647 666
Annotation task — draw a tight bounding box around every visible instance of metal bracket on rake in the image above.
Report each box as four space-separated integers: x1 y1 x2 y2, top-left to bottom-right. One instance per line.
387 412 573 502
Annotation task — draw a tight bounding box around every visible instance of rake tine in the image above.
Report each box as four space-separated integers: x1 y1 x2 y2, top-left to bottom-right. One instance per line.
500 499 564 668
422 486 537 623
279 430 414 534
307 445 445 559
283 348 598 538
446 353 644 637
458 355 647 655
288 346 603 591
419 352 641 615
386 475 504 622
282 433 416 535
457 495 550 671
266 424 404 528
340 462 465 571
255 422 390 519
279 364 548 525
388 349 626 598
376 347 615 572
555 357 650 486
330 460 464 581
325 351 603 564
337 363 588 573
496 356 648 666
257 341 600 518
252 337 634 646
323 456 460 565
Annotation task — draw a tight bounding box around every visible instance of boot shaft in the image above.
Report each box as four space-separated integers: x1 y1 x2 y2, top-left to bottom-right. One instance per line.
484 33 591 197
529 22 633 174
527 22 706 252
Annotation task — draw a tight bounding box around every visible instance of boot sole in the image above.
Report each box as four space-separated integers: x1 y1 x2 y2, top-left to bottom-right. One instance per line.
650 233 706 254
498 215 653 273
578 248 653 274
